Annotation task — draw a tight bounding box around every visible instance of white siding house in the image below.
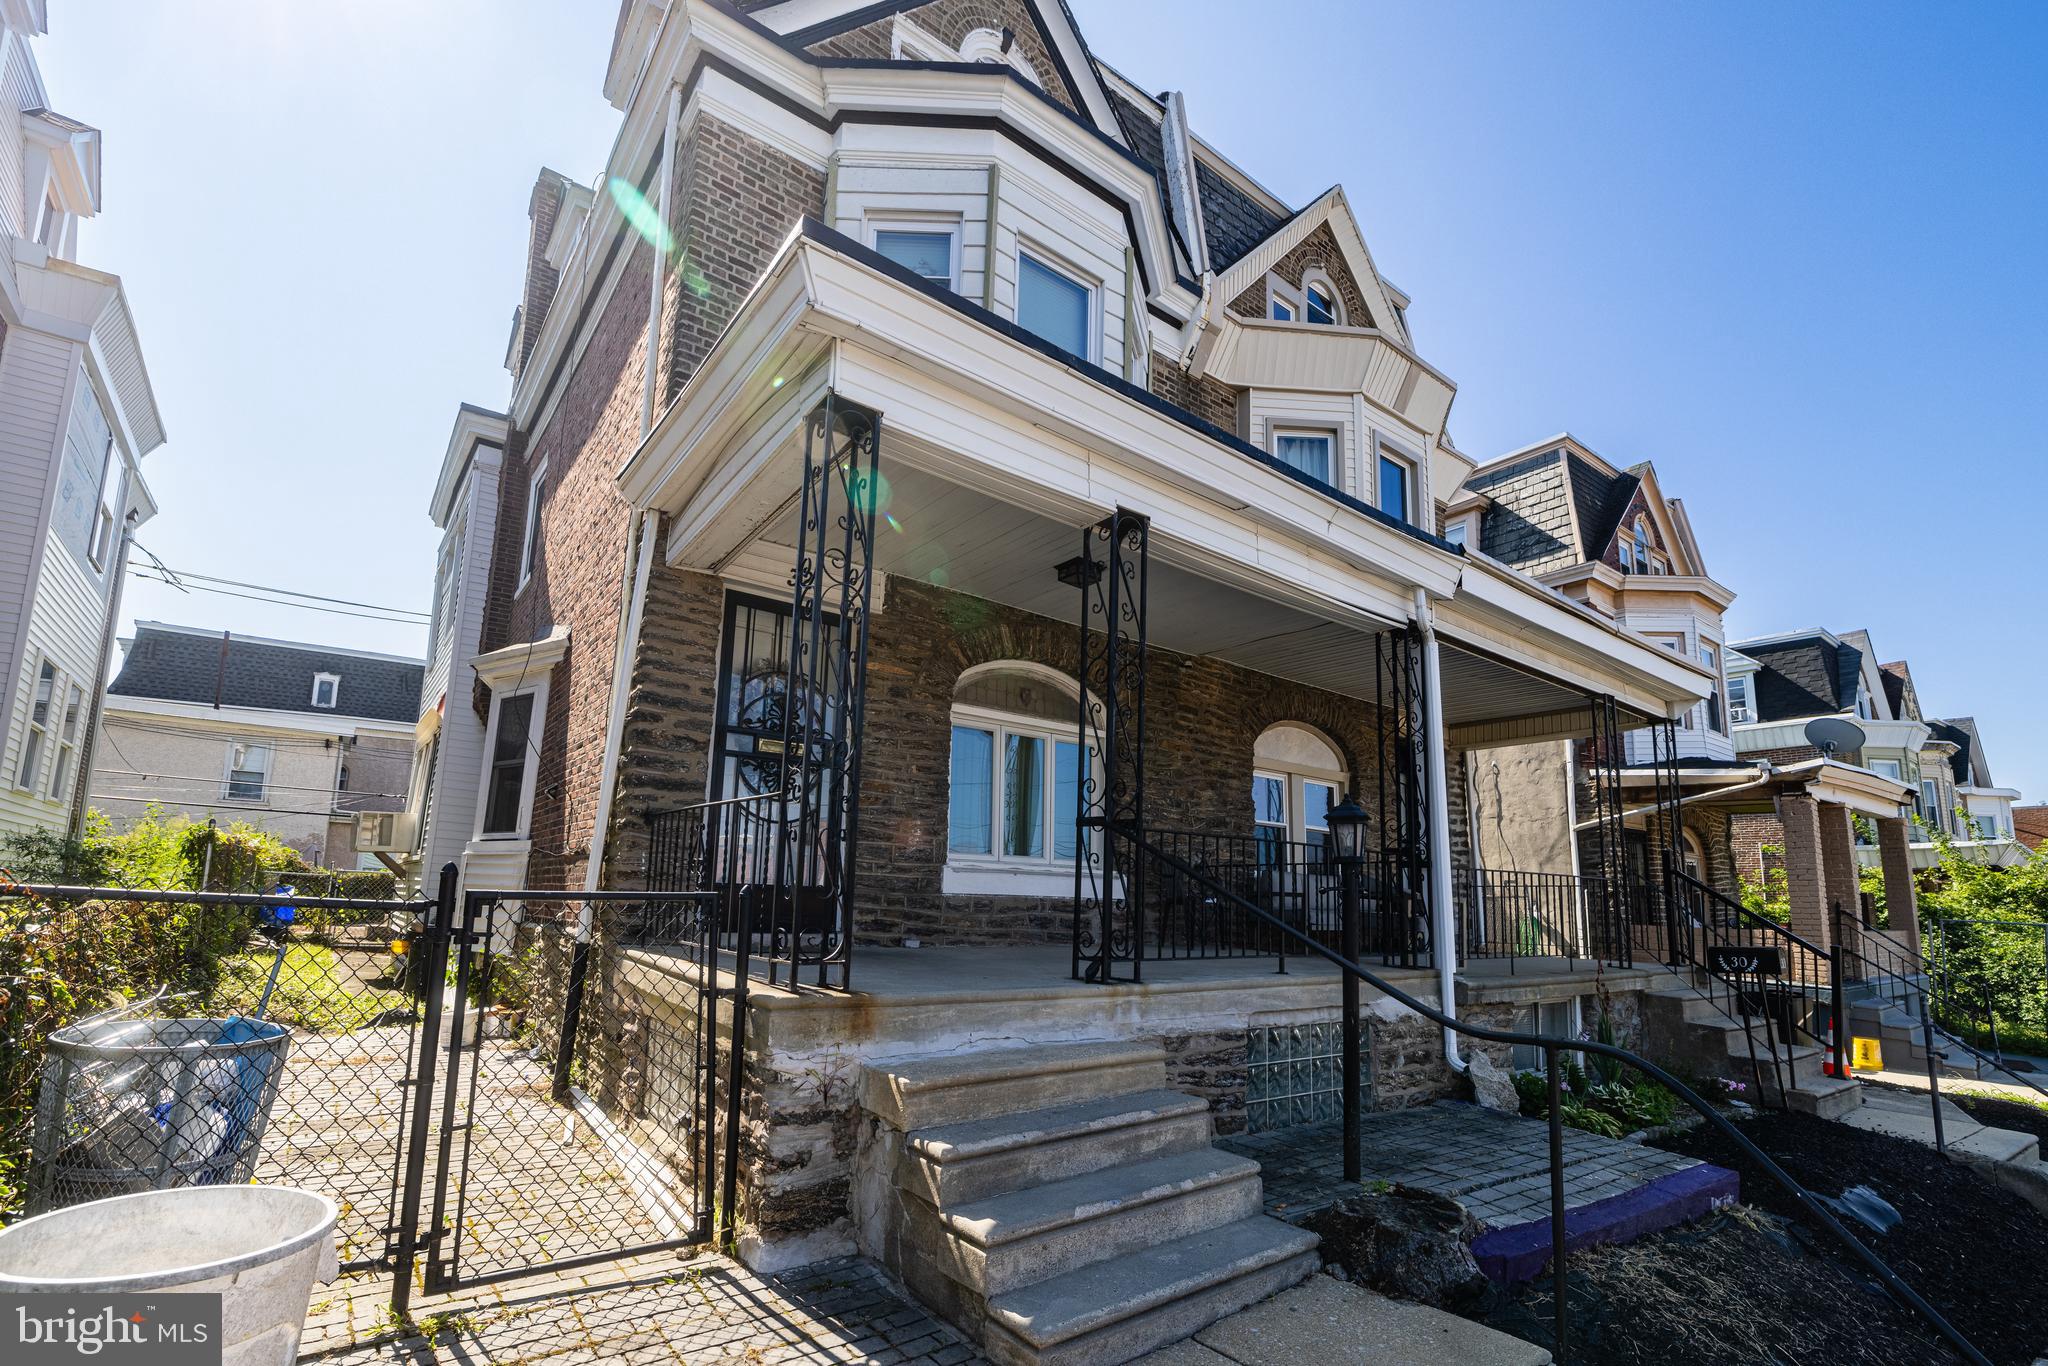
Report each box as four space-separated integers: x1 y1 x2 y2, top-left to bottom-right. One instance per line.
0 2 165 841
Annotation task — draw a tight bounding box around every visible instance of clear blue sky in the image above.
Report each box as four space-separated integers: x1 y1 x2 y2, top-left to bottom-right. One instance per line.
46 2 2047 798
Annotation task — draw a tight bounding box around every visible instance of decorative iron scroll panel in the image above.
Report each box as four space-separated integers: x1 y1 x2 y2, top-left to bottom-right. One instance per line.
1584 694 1635 966
1072 509 1149 983
1374 628 1431 969
768 393 880 991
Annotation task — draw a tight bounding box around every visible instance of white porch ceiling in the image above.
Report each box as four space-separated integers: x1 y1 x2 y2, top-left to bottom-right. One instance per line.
750 456 1602 729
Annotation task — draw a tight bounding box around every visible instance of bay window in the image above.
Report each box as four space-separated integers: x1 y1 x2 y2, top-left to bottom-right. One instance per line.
1272 428 1334 484
1017 251 1093 360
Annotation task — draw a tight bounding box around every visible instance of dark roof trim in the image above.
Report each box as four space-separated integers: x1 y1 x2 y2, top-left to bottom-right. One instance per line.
798 215 1462 555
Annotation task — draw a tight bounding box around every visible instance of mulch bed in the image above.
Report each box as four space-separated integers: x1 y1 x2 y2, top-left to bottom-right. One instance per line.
1655 1109 2048 1364
1462 1107 2048 1364
1468 1206 1954 1366
1951 1089 2048 1146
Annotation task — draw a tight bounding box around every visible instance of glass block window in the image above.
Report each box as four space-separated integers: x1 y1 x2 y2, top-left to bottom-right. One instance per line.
1246 1018 1372 1132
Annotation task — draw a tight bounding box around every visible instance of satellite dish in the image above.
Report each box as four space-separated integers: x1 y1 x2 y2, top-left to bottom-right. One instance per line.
1805 717 1867 760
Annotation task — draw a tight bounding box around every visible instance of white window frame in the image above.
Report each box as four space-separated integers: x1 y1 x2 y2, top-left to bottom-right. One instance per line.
1727 673 1752 725
1266 275 1303 323
1252 724 1349 857
1301 270 1344 326
868 215 962 291
311 673 341 710
14 654 60 795
1375 443 1416 525
475 681 548 841
1270 426 1337 487
943 665 1096 896
1698 642 1726 734
222 741 273 804
516 459 547 594
955 25 1043 86
45 680 84 803
1015 245 1098 364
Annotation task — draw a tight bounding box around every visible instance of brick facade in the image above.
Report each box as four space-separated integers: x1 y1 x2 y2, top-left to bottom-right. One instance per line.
1225 223 1374 327
805 0 1083 118
1146 355 1242 436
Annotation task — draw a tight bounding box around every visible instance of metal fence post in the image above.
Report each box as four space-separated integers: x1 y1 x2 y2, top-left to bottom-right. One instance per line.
391 863 458 1319
1830 945 1848 1080
1919 993 1947 1155
1341 857 1361 1184
552 931 593 1104
1547 1042 1568 1363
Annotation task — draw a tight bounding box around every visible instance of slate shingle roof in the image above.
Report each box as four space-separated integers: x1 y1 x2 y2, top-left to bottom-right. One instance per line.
1739 635 1862 723
1463 448 1579 574
1104 86 1287 276
110 625 424 724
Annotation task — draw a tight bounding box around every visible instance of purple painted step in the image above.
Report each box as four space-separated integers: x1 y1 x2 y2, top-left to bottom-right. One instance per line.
1471 1162 1740 1283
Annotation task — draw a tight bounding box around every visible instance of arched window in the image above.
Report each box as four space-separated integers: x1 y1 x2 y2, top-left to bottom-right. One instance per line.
957 27 1042 88
1252 724 1348 860
1302 271 1343 326
1633 518 1650 575
1681 829 1706 882
948 665 1086 879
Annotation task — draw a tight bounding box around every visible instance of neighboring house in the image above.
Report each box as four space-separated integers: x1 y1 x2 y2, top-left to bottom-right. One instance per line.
1728 631 2023 873
2016 805 2048 852
0 2 166 841
375 405 508 887
91 622 423 867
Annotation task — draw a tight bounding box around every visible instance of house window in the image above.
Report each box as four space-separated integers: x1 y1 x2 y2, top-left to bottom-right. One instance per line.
311 673 340 709
1727 674 1752 724
15 658 58 792
1270 295 1295 322
481 692 537 836
947 666 1085 869
45 683 84 802
1699 644 1724 733
1618 540 1634 574
1252 725 1347 862
1377 452 1411 525
1918 779 1941 832
1443 521 1469 551
873 225 958 289
1017 252 1092 359
1272 429 1334 484
225 743 271 802
1633 519 1649 572
517 460 547 590
1304 276 1341 326
55 385 114 571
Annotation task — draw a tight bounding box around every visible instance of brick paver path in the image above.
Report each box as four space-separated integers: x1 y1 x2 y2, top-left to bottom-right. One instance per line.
1219 1101 1702 1228
306 1251 984 1365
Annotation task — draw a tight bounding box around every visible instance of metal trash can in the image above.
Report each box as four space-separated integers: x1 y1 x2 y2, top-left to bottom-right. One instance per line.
28 1014 292 1214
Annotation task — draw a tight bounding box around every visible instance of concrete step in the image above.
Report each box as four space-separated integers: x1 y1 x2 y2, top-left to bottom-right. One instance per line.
932 1148 1265 1297
865 1041 1170 1131
903 1088 1214 1206
1785 1075 1863 1120
983 1215 1320 1366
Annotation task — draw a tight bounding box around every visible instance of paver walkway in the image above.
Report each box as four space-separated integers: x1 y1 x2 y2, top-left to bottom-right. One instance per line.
306 1251 983 1365
1218 1101 1703 1228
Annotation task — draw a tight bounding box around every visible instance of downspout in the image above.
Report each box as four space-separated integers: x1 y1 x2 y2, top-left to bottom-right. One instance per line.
1414 587 1464 1072
67 510 139 839
583 81 679 919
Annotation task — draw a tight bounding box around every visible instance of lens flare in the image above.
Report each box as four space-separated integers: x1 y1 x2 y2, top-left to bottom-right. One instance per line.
885 513 904 533
607 175 674 253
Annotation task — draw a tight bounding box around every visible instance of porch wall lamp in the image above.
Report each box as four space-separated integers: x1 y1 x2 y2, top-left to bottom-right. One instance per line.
1327 795 1371 866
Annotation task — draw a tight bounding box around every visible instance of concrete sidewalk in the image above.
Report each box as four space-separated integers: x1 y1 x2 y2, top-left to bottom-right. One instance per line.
1138 1275 1548 1366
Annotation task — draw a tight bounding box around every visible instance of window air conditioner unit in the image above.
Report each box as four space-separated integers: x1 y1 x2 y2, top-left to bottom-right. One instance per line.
355 810 419 854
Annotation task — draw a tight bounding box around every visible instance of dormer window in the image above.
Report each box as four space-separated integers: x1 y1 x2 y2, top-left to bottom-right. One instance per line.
1303 273 1343 326
1272 429 1334 484
1633 518 1649 572
312 673 340 709
1269 295 1294 322
872 220 959 290
36 192 63 247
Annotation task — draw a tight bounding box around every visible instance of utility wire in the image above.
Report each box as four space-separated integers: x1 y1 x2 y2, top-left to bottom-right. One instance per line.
129 571 429 626
156 567 430 619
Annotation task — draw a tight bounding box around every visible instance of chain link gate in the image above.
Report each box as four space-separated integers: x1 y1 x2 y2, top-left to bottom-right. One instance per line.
399 886 727 1300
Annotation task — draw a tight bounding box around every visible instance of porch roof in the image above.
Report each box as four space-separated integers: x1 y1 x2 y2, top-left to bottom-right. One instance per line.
619 219 1712 735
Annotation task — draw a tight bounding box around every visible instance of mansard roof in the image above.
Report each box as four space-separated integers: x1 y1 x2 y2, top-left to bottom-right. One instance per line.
111 623 425 723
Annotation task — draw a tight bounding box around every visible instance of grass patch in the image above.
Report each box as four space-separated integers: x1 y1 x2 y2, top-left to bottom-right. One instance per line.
209 943 413 1033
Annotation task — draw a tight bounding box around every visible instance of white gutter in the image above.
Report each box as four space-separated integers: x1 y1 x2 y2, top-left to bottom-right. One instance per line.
1571 764 1781 831
1416 588 1464 1073
582 82 679 928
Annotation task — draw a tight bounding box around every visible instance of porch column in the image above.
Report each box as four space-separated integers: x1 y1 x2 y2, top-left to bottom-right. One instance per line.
1818 802 1861 959
1778 792 1831 951
1876 816 1922 959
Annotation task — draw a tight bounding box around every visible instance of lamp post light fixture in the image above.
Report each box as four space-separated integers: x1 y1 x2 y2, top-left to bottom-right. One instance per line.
1325 794 1371 1181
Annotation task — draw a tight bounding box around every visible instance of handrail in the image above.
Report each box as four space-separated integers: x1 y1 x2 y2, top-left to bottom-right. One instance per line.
1118 826 1989 1365
1838 923 2048 1107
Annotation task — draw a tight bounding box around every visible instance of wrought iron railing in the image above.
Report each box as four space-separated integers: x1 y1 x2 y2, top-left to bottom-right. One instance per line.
1837 911 2048 1109
1128 829 1427 969
643 791 849 990
1116 827 1988 1366
1663 868 1841 1099
1457 869 1625 971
